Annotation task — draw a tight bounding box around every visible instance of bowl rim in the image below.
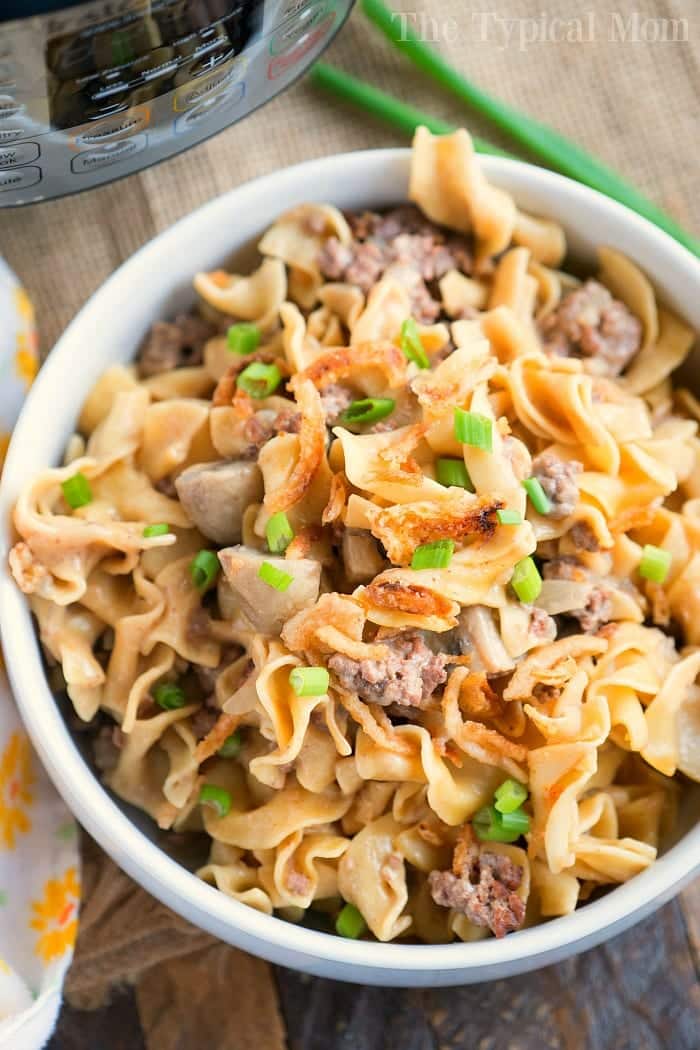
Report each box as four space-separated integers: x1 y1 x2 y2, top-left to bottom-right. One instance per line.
1 147 699 980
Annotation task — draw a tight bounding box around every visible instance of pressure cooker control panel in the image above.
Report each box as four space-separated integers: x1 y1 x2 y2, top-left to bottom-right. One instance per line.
0 0 352 205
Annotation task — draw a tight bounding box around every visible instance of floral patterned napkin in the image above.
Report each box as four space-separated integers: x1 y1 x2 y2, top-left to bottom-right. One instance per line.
0 258 80 1049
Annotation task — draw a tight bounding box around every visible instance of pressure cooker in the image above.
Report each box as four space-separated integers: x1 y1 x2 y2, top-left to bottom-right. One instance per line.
0 0 355 206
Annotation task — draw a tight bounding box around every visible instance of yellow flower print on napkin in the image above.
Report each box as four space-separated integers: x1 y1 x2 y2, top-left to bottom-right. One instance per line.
12 287 39 389
0 432 10 475
30 867 80 963
14 341 38 387
0 731 34 849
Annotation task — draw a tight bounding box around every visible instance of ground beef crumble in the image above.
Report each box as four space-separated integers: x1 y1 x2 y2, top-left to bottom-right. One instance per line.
328 630 447 708
319 206 477 324
242 408 301 457
319 383 354 423
569 520 601 552
539 279 642 376
543 556 613 632
190 705 219 741
137 312 217 377
429 832 526 938
531 451 582 520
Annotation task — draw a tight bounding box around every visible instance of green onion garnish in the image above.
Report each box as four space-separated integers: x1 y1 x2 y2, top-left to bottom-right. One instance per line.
335 903 367 939
61 471 92 509
454 408 493 452
143 522 170 538
473 804 529 843
436 457 474 492
258 560 293 592
199 784 232 818
339 397 396 426
510 556 542 604
265 511 294 554
411 539 455 570
500 808 531 835
218 731 242 758
400 318 430 369
496 509 522 525
522 476 552 515
190 550 220 591
153 682 186 710
639 544 672 584
494 779 529 814
237 361 282 399
227 322 260 355
289 666 330 697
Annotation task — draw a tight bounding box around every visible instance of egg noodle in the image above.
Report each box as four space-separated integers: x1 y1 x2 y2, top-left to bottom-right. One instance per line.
9 128 700 943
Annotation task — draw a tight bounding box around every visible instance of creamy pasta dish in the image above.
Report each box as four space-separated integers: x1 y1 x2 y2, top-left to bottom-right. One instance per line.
9 128 700 944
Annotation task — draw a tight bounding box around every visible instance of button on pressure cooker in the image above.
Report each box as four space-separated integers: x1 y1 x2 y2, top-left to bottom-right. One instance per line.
0 142 40 168
70 134 147 174
0 127 25 145
0 166 42 192
0 96 24 120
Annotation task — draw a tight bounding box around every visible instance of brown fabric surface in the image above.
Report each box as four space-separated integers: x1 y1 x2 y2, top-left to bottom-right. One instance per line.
66 838 287 1048
65 837 213 1011
0 0 697 1028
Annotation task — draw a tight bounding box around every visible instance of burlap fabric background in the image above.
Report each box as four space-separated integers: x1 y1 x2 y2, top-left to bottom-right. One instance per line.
0 0 698 1044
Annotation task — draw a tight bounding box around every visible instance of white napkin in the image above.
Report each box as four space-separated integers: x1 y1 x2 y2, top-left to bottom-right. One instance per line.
0 259 80 1049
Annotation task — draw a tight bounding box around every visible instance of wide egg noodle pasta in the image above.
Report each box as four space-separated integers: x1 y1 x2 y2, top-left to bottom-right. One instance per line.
194 257 287 331
337 814 412 942
9 123 700 946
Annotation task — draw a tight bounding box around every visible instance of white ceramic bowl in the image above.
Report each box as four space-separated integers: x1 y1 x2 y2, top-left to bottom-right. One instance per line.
1 150 699 987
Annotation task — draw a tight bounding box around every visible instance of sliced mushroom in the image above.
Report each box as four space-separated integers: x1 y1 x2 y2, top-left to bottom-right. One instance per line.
175 460 263 545
342 530 386 584
218 545 321 635
455 606 515 675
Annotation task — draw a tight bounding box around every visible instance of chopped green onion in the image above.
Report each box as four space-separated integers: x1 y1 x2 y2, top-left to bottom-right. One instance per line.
199 784 232 818
639 544 672 584
290 666 330 697
339 397 396 426
411 539 455 570
153 682 186 710
500 808 531 835
190 550 220 590
496 509 522 525
494 779 529 814
143 522 169 538
266 511 294 554
454 408 493 452
61 471 92 509
335 903 367 939
473 805 526 844
522 476 552 515
510 556 542 604
436 457 474 492
400 318 430 369
237 361 282 399
218 731 242 758
258 560 293 592
227 322 260 355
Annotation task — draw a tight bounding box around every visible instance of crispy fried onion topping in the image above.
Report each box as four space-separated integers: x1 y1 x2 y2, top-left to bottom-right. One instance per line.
503 634 608 702
264 379 326 513
289 340 407 394
365 494 502 565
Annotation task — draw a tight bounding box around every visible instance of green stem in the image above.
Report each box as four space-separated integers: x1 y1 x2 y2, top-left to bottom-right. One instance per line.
361 0 700 257
309 63 511 158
